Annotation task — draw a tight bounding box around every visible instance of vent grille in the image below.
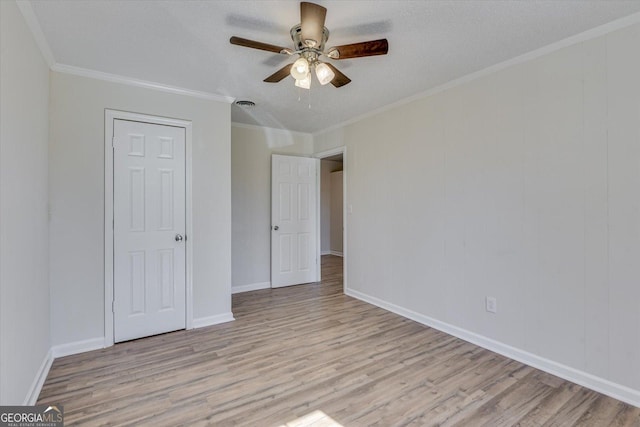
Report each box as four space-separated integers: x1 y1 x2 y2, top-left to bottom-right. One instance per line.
235 100 256 107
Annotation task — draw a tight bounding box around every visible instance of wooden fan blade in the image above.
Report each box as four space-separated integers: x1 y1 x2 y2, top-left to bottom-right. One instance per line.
300 2 327 48
325 63 351 88
230 36 288 54
329 39 388 59
264 64 293 83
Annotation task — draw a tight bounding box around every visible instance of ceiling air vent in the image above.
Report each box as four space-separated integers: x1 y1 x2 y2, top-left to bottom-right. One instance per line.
235 100 256 107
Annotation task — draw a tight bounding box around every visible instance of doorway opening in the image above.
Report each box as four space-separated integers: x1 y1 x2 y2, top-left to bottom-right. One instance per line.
316 147 346 292
320 156 343 257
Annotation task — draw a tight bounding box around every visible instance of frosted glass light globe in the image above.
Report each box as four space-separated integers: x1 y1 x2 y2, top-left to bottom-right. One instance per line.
295 72 311 89
315 62 335 86
290 58 310 80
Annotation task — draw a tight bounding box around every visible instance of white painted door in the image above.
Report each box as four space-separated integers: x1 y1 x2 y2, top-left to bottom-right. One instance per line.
271 155 319 288
113 119 186 342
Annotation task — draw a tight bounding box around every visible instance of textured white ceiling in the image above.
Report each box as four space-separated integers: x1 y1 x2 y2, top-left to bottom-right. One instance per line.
29 0 640 133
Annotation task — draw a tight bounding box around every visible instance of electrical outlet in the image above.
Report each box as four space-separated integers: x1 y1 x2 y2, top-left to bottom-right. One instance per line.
486 297 497 314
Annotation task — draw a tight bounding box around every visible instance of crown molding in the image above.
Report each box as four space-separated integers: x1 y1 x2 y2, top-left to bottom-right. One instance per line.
16 0 55 67
314 11 640 137
17 0 234 104
52 64 235 104
231 122 313 138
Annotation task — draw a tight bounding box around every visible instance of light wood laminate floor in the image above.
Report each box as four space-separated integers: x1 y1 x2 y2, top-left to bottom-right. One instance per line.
39 256 640 426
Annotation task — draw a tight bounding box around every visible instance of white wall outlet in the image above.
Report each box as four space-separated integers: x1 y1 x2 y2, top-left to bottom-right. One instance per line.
486 297 497 314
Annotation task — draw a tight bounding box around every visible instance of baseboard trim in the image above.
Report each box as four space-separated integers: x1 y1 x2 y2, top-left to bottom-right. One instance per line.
52 337 106 359
25 337 105 404
193 312 235 328
345 288 640 408
330 251 343 257
232 281 271 294
321 250 332 256
23 348 54 405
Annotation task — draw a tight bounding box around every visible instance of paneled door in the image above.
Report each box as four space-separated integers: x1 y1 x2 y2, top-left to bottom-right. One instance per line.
271 155 319 288
113 119 186 342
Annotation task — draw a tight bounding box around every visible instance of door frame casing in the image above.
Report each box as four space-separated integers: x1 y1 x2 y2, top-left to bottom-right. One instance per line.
314 146 347 292
104 109 194 347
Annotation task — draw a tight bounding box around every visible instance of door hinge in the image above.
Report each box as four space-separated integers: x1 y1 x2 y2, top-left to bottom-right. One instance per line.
111 136 115 147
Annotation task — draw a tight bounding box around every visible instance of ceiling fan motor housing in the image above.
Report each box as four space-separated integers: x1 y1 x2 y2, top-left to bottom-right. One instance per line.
290 24 329 62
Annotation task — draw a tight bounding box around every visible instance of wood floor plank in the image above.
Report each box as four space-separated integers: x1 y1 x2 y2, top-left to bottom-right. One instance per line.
541 388 602 427
512 382 581 426
37 256 640 426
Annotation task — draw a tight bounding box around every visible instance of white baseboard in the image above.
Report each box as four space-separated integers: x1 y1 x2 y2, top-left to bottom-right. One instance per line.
345 288 640 408
24 337 105 405
23 348 54 405
193 312 235 328
232 281 271 294
321 250 332 256
330 250 343 257
52 337 106 359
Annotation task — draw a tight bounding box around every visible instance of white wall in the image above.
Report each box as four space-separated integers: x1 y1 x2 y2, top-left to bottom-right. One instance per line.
231 124 312 291
0 1 51 404
49 72 231 346
315 23 640 401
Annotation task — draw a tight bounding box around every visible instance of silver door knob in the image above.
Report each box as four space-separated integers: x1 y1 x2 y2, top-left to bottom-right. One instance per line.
273 225 279 231
175 234 183 242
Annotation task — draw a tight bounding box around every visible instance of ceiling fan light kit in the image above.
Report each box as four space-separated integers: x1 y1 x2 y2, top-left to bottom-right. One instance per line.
230 1 388 91
314 62 335 86
291 57 310 80
294 73 312 89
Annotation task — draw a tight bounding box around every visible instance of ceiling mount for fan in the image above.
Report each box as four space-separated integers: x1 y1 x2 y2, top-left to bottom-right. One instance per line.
230 2 388 88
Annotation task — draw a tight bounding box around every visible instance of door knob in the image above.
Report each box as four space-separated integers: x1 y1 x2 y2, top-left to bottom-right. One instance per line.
175 234 183 242
273 225 279 231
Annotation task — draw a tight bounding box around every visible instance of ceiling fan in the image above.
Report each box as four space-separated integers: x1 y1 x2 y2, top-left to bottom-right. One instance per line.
230 1 389 89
